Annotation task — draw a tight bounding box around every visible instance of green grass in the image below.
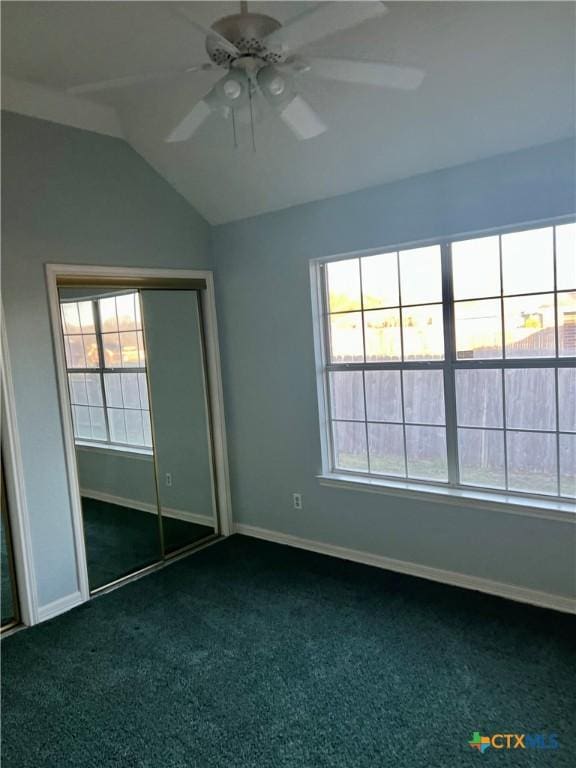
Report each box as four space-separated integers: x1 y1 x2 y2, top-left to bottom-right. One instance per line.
337 453 571 496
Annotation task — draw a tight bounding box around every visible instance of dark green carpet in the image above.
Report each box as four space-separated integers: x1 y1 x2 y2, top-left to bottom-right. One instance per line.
1 535 574 767
82 497 214 590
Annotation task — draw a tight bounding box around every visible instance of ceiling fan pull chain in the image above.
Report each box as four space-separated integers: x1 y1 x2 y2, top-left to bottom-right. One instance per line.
232 109 238 150
249 84 256 153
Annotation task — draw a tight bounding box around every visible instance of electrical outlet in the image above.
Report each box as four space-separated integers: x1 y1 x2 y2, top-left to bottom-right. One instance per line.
292 493 302 510
165 472 172 487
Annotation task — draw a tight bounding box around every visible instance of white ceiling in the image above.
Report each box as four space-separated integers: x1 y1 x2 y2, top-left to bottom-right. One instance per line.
2 2 575 224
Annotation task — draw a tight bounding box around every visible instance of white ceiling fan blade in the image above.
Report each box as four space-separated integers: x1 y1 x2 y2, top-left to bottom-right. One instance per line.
171 6 240 57
67 64 214 96
278 95 326 140
307 57 425 90
265 2 388 53
166 99 213 143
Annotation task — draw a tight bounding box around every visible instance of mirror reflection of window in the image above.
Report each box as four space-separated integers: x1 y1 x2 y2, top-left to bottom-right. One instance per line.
60 292 152 451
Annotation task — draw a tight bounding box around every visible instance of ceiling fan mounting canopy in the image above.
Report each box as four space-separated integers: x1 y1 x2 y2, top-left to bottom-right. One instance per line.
207 13 285 67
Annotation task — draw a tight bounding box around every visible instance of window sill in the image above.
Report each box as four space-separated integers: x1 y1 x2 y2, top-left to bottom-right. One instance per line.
75 441 153 460
317 473 576 523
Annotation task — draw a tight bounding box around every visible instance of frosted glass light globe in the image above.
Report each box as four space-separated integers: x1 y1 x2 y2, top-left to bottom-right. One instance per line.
268 77 285 97
223 79 242 100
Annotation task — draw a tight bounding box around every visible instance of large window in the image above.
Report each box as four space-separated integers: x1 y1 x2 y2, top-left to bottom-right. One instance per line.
318 221 575 500
60 292 152 451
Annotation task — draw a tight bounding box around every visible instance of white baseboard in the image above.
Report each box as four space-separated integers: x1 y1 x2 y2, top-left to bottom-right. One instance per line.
234 524 576 615
80 488 214 528
37 591 85 623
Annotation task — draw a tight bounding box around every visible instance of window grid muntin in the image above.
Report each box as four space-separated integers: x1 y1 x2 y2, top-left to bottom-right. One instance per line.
321 220 576 502
453 362 572 497
62 292 152 451
552 227 564 486
441 240 459 485
357 256 371 473
396 248 409 477
451 228 575 361
326 247 445 366
327 307 445 364
329 368 448 481
458 426 506 490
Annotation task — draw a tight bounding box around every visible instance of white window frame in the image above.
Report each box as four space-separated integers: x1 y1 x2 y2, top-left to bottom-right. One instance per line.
311 215 576 519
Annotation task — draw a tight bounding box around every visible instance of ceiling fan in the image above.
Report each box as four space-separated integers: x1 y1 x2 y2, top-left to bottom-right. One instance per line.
68 1 425 143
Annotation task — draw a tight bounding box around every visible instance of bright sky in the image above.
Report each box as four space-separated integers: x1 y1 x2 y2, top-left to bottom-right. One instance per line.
328 223 575 309
327 223 575 357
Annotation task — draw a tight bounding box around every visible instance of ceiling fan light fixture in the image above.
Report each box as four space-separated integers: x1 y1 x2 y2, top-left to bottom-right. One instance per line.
214 70 249 108
223 79 242 100
257 65 294 107
268 75 286 97
256 64 325 141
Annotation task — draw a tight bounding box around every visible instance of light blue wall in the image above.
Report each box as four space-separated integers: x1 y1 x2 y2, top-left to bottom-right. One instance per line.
211 138 576 599
77 449 156 506
1 112 211 608
3 108 575 611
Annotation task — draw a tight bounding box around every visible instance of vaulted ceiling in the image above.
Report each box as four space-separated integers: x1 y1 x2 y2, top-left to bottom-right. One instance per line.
2 2 575 223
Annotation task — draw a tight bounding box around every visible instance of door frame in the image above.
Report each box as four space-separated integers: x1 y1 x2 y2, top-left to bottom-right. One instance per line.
46 264 233 604
1 308 39 626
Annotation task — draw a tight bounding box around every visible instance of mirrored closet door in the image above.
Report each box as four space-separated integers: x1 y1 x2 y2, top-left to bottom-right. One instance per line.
1 457 20 631
141 290 217 555
57 280 219 593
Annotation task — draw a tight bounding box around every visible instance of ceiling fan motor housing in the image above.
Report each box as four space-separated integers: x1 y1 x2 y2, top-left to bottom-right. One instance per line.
207 13 285 66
